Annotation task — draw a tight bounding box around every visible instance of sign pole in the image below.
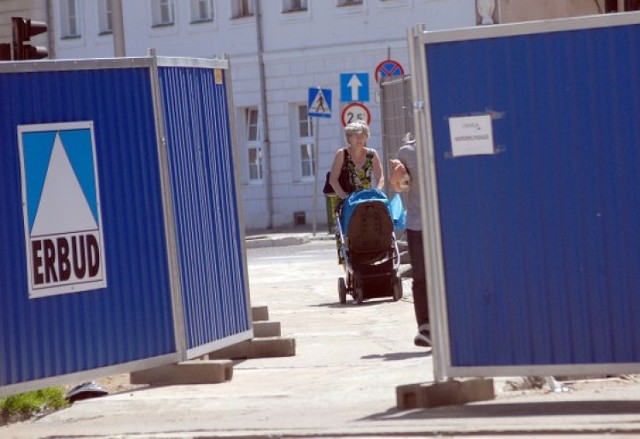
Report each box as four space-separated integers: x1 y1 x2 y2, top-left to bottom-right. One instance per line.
312 116 320 236
307 86 332 237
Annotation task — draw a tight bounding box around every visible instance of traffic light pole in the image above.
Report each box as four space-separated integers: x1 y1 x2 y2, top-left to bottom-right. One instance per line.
0 43 10 61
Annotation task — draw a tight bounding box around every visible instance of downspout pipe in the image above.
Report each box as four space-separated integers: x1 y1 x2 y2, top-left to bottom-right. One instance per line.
112 0 126 57
45 0 55 58
255 0 273 229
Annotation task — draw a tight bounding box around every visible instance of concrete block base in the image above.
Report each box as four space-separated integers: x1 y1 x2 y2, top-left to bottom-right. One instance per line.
251 306 269 322
396 378 495 409
130 360 233 385
253 320 281 337
206 337 296 360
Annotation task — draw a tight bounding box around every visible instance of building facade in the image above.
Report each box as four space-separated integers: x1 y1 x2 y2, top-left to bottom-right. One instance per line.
44 0 479 230
4 0 624 230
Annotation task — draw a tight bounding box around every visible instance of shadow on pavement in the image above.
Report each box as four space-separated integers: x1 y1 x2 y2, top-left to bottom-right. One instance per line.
310 299 401 308
361 351 432 361
362 399 640 421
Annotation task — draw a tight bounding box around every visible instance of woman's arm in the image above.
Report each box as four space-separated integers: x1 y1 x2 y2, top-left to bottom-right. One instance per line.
329 149 349 200
372 149 385 190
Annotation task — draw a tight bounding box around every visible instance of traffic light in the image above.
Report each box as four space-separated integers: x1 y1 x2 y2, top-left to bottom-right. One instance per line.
12 17 48 60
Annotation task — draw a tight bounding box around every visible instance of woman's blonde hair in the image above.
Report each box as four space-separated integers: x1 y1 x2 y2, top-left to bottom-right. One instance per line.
344 120 370 141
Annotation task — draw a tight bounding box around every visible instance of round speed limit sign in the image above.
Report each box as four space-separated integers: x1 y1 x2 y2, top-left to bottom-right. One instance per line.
341 102 371 127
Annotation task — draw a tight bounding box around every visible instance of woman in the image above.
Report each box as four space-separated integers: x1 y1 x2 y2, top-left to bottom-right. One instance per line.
329 121 384 200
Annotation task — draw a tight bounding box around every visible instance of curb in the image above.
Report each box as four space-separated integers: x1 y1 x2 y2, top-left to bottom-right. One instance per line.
245 232 335 249
245 236 308 249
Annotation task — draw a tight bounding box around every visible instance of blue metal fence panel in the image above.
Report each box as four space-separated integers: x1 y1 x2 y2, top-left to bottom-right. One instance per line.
158 65 250 351
0 66 176 388
425 22 640 367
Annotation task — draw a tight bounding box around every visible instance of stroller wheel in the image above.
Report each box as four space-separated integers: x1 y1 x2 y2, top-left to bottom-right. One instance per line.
355 286 364 305
392 277 403 301
338 278 347 304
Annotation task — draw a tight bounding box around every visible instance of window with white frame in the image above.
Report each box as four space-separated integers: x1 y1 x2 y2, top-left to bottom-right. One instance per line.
337 0 363 6
245 108 263 182
191 0 214 22
98 0 113 34
60 0 81 38
297 105 315 179
231 0 254 18
151 0 175 26
378 0 411 9
283 0 308 12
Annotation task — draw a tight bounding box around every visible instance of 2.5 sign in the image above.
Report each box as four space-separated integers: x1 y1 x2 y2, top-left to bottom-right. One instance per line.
341 102 371 127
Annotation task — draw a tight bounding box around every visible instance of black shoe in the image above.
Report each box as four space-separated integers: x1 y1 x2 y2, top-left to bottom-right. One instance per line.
414 324 431 347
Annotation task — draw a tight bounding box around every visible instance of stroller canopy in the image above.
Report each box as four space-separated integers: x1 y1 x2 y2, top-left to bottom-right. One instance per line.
339 189 392 234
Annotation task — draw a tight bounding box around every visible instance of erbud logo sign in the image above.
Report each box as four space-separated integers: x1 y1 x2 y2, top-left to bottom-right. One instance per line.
18 121 107 298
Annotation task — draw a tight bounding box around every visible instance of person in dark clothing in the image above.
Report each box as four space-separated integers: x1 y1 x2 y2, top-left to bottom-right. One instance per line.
389 132 431 348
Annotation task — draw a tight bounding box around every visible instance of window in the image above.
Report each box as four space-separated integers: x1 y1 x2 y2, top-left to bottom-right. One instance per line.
300 143 315 178
298 105 312 138
337 0 363 6
98 0 113 34
283 0 308 12
378 0 411 10
152 0 175 26
245 108 263 182
191 0 214 22
60 0 81 38
297 105 315 178
231 0 254 18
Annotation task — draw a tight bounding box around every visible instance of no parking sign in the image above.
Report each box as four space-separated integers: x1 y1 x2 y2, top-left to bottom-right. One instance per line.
374 59 404 82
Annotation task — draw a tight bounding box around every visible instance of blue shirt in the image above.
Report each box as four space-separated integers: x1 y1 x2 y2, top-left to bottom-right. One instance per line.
396 143 422 231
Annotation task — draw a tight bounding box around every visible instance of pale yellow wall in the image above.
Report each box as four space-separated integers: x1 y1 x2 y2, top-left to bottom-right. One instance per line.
494 0 605 24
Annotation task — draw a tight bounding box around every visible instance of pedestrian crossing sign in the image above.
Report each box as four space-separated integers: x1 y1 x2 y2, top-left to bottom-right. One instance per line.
308 88 332 118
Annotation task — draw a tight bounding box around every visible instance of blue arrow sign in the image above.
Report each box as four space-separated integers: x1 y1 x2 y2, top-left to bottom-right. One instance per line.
308 88 332 118
340 73 369 103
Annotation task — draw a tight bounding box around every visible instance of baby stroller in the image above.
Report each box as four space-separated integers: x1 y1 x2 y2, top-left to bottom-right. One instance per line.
336 189 403 305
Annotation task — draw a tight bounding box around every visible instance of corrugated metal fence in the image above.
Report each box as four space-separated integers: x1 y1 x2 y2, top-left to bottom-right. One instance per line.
0 56 251 396
409 13 640 380
157 63 250 357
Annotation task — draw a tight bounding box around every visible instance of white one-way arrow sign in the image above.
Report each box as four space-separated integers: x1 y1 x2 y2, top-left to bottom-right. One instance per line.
347 75 363 102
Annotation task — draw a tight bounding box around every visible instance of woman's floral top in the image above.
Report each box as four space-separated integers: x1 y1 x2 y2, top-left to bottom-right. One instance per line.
344 148 375 192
